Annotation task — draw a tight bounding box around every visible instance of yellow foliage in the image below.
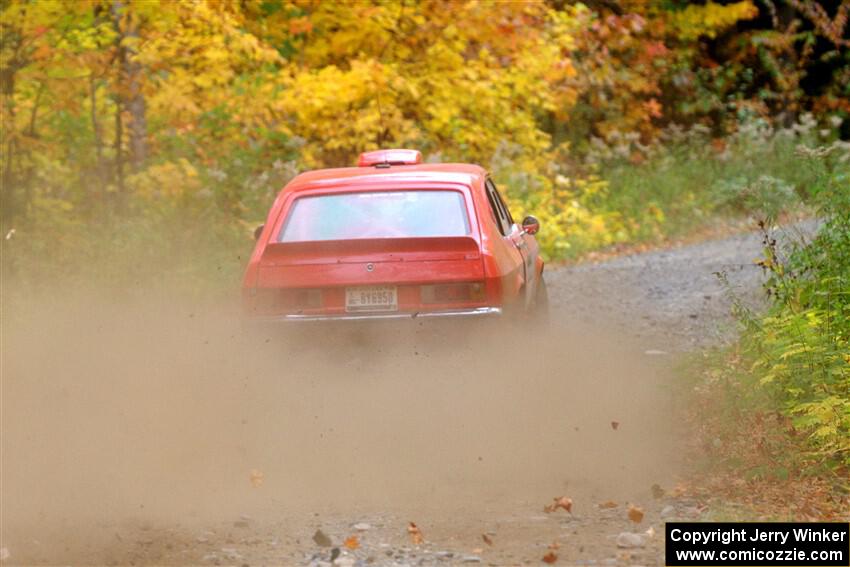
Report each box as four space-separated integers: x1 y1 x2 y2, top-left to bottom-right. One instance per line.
127 160 202 204
140 0 282 132
269 1 573 170
503 172 625 259
668 1 758 41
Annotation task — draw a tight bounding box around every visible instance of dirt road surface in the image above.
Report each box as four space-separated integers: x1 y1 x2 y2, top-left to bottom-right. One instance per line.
1 223 812 566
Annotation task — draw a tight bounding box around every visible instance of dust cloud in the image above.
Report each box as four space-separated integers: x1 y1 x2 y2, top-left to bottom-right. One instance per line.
1 285 682 563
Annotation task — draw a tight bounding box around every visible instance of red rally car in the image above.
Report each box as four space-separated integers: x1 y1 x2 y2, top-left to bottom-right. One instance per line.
242 149 547 322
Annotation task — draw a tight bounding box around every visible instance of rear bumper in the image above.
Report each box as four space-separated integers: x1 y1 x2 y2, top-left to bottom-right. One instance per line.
247 306 502 323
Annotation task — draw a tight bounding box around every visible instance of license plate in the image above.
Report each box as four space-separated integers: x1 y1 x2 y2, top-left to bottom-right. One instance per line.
345 286 398 312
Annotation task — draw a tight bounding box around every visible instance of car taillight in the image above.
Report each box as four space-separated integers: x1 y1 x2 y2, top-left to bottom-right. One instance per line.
251 288 323 312
420 282 486 303
281 288 323 309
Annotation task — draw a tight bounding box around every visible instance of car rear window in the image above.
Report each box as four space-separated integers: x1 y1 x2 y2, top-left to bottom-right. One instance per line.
279 190 471 242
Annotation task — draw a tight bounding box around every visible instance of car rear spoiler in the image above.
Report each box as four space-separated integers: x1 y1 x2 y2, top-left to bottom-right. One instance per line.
260 236 481 265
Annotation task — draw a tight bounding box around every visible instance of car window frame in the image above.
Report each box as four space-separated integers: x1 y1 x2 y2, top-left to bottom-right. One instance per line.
485 178 512 236
491 179 515 227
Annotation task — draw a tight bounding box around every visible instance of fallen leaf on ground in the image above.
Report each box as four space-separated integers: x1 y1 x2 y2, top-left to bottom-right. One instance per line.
312 529 332 547
651 484 665 499
482 534 493 546
599 500 618 508
611 421 620 430
249 469 264 487
548 541 561 550
543 551 558 563
628 504 645 523
407 522 424 545
344 536 359 550
544 496 573 513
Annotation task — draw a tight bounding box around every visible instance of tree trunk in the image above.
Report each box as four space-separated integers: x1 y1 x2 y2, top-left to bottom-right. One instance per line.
0 31 23 226
114 92 124 198
89 74 107 200
1 71 18 226
112 0 147 172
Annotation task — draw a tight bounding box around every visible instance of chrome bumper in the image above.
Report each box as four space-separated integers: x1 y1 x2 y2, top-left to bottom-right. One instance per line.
250 307 502 323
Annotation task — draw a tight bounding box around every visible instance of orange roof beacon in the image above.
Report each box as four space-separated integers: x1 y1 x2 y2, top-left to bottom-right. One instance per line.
242 149 547 322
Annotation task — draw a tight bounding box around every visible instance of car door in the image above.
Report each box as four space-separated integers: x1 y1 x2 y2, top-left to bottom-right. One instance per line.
484 178 536 308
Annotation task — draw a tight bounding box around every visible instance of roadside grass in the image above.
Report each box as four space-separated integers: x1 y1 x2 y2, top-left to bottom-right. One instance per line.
676 344 849 521
556 118 838 259
681 360 850 521
676 142 850 520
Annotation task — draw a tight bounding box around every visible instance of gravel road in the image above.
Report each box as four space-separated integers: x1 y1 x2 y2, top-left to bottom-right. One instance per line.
548 221 817 352
2 222 816 566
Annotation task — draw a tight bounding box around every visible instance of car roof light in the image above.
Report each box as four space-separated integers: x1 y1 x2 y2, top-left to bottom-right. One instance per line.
357 149 422 167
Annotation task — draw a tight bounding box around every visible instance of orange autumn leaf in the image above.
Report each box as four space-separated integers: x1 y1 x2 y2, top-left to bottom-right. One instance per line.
287 16 313 35
344 535 359 550
543 551 558 563
599 500 619 509
544 496 573 513
628 504 645 523
644 98 663 118
407 522 424 545
249 469 264 487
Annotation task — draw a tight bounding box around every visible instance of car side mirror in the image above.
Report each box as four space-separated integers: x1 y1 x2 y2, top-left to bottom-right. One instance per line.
521 215 540 235
253 224 265 240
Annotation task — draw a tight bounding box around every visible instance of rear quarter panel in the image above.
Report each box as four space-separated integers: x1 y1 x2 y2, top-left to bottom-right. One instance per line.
242 189 289 290
470 179 525 305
